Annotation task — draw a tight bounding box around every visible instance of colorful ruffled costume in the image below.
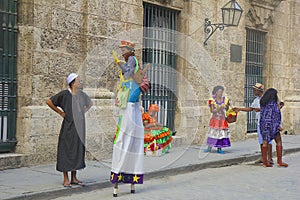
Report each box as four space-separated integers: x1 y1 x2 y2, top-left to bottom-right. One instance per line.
206 96 231 148
142 104 173 155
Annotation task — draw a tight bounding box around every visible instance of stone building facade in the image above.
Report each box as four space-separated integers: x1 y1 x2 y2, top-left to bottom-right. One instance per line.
3 0 299 167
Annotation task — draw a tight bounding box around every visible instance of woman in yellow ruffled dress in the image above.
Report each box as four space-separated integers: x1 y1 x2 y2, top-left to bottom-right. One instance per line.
142 104 173 155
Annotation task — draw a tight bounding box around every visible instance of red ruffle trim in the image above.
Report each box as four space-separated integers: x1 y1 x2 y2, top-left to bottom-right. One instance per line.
209 118 228 129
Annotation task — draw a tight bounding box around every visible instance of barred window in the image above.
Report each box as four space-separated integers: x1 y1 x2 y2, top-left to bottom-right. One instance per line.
142 3 179 131
245 29 266 133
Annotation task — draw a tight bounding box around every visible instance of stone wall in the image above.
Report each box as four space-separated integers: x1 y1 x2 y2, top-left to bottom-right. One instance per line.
244 0 300 134
174 0 300 143
16 0 145 164
15 0 188 165
15 0 300 166
177 0 248 144
278 0 300 134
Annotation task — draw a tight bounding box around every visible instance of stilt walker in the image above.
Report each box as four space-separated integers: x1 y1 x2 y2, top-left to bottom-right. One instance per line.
111 40 145 197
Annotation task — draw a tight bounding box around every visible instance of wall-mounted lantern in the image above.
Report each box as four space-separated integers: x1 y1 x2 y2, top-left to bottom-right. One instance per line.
204 0 243 45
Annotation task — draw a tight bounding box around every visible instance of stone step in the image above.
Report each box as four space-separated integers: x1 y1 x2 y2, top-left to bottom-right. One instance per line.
171 135 185 148
0 153 30 170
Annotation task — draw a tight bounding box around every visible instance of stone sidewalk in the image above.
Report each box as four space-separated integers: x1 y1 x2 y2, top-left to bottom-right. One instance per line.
1 134 300 200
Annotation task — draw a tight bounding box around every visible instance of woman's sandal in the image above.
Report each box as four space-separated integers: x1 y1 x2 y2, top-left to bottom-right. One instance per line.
63 183 72 188
71 181 85 187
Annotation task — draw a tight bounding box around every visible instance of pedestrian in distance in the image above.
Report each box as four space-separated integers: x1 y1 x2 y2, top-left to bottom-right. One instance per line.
204 85 231 154
111 40 145 197
233 83 273 165
259 88 288 167
46 73 93 187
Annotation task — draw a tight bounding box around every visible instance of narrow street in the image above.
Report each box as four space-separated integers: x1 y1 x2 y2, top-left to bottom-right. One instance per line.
52 152 300 200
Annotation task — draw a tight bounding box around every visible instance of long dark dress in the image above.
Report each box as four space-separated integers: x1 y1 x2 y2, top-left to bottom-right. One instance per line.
50 89 92 172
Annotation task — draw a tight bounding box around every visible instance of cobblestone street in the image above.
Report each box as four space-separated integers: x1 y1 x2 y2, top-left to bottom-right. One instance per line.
52 152 300 200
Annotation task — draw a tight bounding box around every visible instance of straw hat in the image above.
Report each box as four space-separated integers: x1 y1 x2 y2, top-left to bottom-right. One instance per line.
252 83 264 91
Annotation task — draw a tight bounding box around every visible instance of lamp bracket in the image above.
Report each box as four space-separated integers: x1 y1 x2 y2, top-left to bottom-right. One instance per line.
203 18 226 45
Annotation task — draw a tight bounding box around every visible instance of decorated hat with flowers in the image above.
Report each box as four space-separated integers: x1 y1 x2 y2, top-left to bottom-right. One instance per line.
119 40 135 49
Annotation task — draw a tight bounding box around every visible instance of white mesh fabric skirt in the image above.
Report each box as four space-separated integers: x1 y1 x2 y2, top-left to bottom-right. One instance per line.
111 102 144 184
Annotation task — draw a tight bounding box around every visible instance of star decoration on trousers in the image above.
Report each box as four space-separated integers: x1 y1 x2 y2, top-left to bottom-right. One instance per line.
133 174 140 183
110 173 114 181
117 174 123 181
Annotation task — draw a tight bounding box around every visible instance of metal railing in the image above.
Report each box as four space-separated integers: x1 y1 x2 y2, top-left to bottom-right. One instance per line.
0 0 18 152
142 3 178 131
245 29 265 133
